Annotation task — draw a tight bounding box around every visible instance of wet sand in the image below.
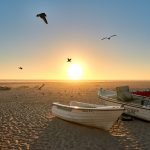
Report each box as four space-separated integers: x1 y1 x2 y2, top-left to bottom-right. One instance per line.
0 81 150 150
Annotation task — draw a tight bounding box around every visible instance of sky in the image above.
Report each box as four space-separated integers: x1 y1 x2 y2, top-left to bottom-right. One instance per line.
0 0 150 80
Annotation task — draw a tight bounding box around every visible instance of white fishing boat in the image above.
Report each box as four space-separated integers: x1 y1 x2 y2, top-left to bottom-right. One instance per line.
98 86 150 121
52 101 124 130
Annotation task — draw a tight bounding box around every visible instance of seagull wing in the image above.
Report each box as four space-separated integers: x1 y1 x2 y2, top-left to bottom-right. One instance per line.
42 16 48 24
110 35 117 38
101 37 107 40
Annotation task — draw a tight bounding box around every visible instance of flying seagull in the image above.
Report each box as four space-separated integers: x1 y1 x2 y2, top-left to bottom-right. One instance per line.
18 67 23 70
67 58 72 62
36 13 48 24
101 35 117 40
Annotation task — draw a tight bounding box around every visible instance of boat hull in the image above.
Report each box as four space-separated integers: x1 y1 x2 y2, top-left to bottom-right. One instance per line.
52 103 123 130
98 89 150 121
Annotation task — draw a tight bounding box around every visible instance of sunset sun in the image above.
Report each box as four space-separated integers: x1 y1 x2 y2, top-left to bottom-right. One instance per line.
67 64 83 80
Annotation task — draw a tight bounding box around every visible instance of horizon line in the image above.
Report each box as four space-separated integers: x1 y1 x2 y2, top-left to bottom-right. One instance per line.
1 79 150 82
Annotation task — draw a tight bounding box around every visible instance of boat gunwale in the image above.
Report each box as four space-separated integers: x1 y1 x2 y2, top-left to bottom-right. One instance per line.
52 102 124 111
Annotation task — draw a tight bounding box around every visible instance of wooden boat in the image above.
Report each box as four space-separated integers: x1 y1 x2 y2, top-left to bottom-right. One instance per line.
98 86 150 121
52 101 124 130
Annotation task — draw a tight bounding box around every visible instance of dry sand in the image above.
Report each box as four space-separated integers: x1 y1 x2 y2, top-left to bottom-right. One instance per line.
0 81 150 150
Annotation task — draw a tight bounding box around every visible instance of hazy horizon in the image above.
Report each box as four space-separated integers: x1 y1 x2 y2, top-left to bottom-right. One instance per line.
1 79 150 82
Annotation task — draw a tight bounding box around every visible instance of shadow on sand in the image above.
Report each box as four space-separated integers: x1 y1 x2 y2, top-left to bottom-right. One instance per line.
30 117 121 150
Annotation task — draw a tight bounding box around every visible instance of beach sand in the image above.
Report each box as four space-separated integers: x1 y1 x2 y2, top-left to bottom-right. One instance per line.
0 81 150 150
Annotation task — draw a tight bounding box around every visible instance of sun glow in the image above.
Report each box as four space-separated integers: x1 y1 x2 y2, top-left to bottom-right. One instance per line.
67 64 83 80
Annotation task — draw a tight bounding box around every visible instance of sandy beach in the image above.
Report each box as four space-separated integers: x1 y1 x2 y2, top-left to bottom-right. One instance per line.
0 81 150 150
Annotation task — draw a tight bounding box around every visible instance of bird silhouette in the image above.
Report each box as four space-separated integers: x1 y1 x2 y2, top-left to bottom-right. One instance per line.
18 67 23 70
67 58 72 62
101 35 117 40
38 83 45 90
36 13 48 24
